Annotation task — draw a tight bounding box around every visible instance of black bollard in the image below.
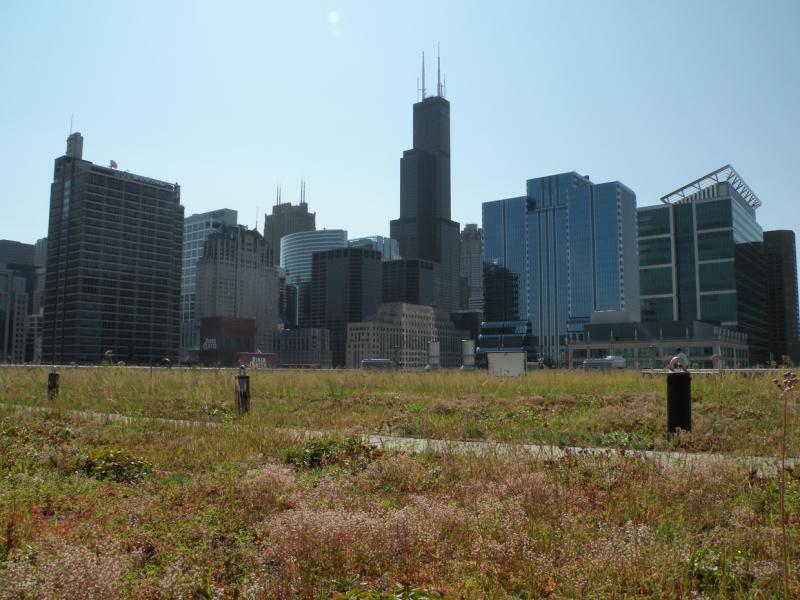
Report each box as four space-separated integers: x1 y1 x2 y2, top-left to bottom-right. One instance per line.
47 369 60 400
667 371 691 434
235 366 250 414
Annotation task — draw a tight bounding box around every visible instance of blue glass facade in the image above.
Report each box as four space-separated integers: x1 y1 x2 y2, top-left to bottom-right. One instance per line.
482 197 529 322
483 172 640 364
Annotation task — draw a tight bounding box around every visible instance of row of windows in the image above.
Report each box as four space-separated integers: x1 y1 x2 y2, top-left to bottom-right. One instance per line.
88 174 173 200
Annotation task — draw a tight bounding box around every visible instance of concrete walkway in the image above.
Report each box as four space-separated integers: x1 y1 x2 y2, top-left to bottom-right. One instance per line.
2 402 795 476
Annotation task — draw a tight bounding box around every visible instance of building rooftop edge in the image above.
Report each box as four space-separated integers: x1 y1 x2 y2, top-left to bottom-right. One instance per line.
660 164 762 209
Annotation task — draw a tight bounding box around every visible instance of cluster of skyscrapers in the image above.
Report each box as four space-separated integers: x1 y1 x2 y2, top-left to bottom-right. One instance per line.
482 166 799 368
2 55 798 368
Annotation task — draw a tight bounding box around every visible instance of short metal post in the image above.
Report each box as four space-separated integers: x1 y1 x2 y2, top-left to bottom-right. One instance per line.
235 366 250 414
47 369 60 400
667 371 691 434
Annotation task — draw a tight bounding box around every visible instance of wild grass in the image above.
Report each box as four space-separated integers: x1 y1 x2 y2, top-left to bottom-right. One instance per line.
0 407 797 598
1 367 798 456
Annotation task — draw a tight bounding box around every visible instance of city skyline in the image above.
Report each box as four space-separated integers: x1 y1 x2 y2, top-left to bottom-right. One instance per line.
1 1 799 270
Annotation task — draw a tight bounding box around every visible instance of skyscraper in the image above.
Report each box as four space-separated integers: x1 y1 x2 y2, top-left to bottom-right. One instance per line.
310 246 383 367
280 229 347 326
0 263 36 363
181 209 238 360
43 133 183 364
0 239 37 363
195 225 280 354
459 224 483 310
263 184 316 267
637 165 767 362
482 197 530 321
483 172 640 363
760 230 799 364
390 53 460 311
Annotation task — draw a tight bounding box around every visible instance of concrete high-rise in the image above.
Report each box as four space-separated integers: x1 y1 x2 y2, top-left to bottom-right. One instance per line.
459 223 483 310
180 209 238 360
346 303 468 369
195 225 280 354
43 133 183 364
637 165 767 362
310 246 383 367
264 185 315 266
761 230 800 364
483 172 640 364
390 55 460 311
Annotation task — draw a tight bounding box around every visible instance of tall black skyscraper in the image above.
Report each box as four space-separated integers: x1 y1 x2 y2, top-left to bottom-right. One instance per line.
390 53 460 311
43 133 183 364
310 247 383 367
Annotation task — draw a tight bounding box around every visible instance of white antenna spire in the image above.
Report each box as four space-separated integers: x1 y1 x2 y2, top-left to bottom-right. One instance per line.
437 43 442 96
421 51 426 99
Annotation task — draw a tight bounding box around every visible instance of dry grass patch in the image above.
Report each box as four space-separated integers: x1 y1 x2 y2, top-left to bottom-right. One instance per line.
1 408 799 597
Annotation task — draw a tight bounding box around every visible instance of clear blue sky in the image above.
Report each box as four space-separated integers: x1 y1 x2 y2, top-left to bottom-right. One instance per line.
2 1 799 255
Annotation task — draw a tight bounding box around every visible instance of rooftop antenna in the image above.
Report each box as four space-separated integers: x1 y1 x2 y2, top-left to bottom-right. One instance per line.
300 178 306 204
275 184 282 206
421 51 426 100
437 43 442 97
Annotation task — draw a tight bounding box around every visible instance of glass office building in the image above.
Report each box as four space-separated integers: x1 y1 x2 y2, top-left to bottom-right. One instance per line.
482 197 530 322
280 229 347 326
637 165 767 362
483 173 639 364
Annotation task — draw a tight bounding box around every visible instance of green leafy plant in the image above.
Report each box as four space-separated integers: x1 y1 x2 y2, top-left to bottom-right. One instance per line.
284 437 377 471
80 446 152 484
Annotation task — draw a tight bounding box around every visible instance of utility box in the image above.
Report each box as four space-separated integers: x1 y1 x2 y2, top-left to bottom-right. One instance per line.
488 352 527 377
461 339 476 370
426 340 440 370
